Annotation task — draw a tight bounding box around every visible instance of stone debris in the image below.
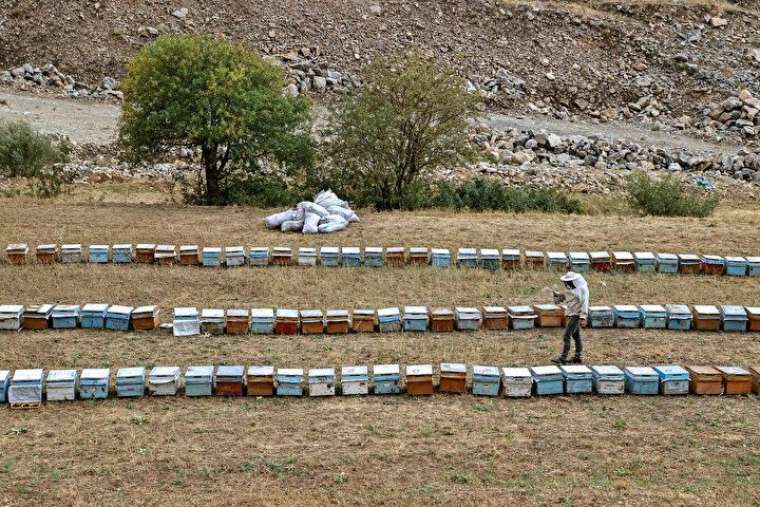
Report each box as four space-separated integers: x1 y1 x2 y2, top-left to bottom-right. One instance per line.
1 63 122 100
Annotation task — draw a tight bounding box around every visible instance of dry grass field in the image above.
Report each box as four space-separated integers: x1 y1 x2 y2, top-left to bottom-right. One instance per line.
1 192 759 506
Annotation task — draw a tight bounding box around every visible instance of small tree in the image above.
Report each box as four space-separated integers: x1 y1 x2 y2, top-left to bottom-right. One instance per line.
324 52 480 210
119 35 312 205
625 171 719 218
0 120 69 178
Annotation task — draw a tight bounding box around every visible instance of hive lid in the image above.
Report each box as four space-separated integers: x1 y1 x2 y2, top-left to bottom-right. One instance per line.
589 305 613 312
36 244 58 251
633 252 655 260
117 367 145 378
186 365 214 377
508 305 535 314
224 246 245 254
150 366 180 377
745 307 760 316
687 365 721 376
277 368 303 376
409 247 429 254
480 248 500 257
589 251 610 259
0 370 9 381
455 307 480 314
320 246 339 255
174 307 198 318
341 366 368 376
546 251 567 259
342 247 361 255
81 368 110 380
665 304 691 314
61 243 82 250
132 305 158 315
216 365 245 377
483 305 507 314
201 308 225 319
721 305 747 317
569 252 590 260
0 304 24 315
702 254 724 262
534 304 560 312
107 305 133 316
407 364 433 376
249 246 270 252
531 365 561 376
82 303 109 313
202 247 222 254
502 249 521 256
113 243 133 250
276 308 299 319
431 248 450 255
440 363 466 373
53 304 80 313
746 256 760 263
135 243 156 249
89 244 109 251
26 304 54 315
640 304 666 313
404 306 428 315
716 366 750 376
612 251 634 260
309 368 335 377
525 250 543 257
591 365 624 376
352 309 376 317
624 366 657 377
364 246 383 254
373 364 400 375
300 309 323 319
272 246 292 254
473 365 499 377
226 308 249 318
693 305 719 315
560 365 592 375
298 247 317 255
613 305 640 313
654 365 688 376
431 308 454 316
325 309 349 318
725 256 746 263
179 245 199 252
656 253 678 260
13 369 44 382
247 365 274 376
502 367 531 378
457 247 477 256
678 253 700 261
377 307 400 317
251 308 275 318
47 369 77 382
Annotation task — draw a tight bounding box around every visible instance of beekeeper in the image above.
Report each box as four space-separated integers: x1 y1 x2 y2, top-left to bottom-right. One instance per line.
552 271 589 365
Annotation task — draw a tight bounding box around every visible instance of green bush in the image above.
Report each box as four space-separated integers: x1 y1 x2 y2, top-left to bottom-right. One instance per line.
625 171 718 218
428 179 582 213
0 120 69 178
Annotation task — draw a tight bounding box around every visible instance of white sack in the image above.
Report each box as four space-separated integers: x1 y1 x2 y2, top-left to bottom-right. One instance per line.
264 209 298 229
327 205 360 223
318 220 349 233
315 190 347 209
297 201 329 218
280 220 305 232
302 212 321 234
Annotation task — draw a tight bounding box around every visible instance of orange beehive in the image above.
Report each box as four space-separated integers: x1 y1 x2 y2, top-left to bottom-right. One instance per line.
686 366 723 395
751 367 760 394
351 309 375 333
439 363 467 394
716 367 753 395
430 308 455 333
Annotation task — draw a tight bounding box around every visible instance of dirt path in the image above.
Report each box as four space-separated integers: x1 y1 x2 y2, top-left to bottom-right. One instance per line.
0 90 742 155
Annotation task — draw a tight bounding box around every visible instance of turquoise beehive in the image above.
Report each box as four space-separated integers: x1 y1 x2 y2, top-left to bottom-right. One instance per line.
624 366 659 395
653 365 689 395
530 365 564 395
116 367 146 398
79 368 110 400
561 365 593 394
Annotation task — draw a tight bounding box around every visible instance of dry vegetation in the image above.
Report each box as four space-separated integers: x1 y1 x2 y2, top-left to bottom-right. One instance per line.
1 193 759 506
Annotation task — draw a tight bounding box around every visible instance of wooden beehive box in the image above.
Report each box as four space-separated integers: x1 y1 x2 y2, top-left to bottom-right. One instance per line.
275 309 299 335
501 249 521 270
325 309 350 334
678 254 701 274
154 244 177 265
135 243 156 264
534 304 563 328
60 244 82 264
692 305 721 331
482 306 508 330
508 305 537 330
201 309 226 335
408 247 429 266
590 251 612 272
271 247 293 266
524 250 544 269
751 367 760 394
300 309 324 335
501 367 533 398
116 367 146 398
747 307 760 332
0 304 24 331
179 245 200 265
686 366 723 395
385 247 405 267
5 243 29 265
215 365 246 396
131 305 159 331
472 365 501 397
439 363 466 394
22 304 53 330
406 365 434 396
717 366 752 395
341 366 369 395
701 255 725 275
246 366 275 396
35 244 58 264
430 308 454 333
9 369 44 408
351 309 376 333
225 309 250 335
112 244 134 264
364 247 384 267
612 251 635 272
308 368 336 397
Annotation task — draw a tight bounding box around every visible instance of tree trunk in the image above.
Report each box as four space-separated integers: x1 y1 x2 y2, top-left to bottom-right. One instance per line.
202 144 222 205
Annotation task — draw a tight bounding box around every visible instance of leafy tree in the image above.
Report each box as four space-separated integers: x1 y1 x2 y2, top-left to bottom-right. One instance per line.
119 35 312 205
0 120 69 178
625 171 718 218
323 52 481 210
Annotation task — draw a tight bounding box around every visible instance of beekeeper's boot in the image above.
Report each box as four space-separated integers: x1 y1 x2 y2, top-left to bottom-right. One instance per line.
551 356 567 365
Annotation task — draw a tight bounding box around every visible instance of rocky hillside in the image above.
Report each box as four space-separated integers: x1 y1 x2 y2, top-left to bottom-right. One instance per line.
1 1 759 125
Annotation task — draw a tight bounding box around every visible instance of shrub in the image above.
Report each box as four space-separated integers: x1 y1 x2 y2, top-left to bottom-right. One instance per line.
428 179 582 213
625 171 718 218
119 35 313 205
0 120 69 178
324 52 480 210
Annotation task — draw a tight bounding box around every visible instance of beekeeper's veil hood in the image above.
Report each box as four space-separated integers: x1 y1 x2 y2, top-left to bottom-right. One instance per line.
561 271 588 291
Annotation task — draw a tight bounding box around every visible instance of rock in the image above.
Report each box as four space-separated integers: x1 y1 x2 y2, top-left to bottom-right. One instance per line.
632 62 648 72
545 72 555 81
721 97 743 111
101 77 118 90
10 67 25 78
511 150 535 165
284 83 298 97
312 76 327 93
546 133 562 149
709 17 728 28
368 3 383 15
172 7 188 19
145 26 159 36
22 63 34 75
634 75 653 88
668 162 683 172
749 48 760 64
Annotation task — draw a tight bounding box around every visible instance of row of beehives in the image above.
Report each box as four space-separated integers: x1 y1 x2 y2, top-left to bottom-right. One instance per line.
1 303 760 335
4 243 760 277
1 364 758 408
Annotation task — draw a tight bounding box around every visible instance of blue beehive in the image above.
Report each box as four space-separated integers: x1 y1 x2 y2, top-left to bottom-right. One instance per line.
746 256 760 277
588 306 615 328
665 304 692 330
654 365 689 395
276 368 303 396
0 370 9 403
79 368 110 400
724 256 747 277
613 305 641 328
9 369 44 407
639 305 667 329
403 306 429 332
591 365 624 395
624 366 659 395
721 305 748 332
81 303 108 329
373 364 401 394
0 304 24 331
431 248 451 268
633 252 657 272
250 308 275 334
545 251 568 271
46 369 77 401
105 305 133 331
51 304 80 329
112 244 133 264
341 247 362 267
377 307 402 333
568 252 590 273
173 307 200 336
341 366 369 395
116 367 145 398
88 244 110 264
656 253 679 273
561 365 593 394
248 247 270 267
202 247 222 267
479 249 501 271
472 365 500 397
530 365 564 395
185 366 214 396
320 246 341 267
456 248 478 268
364 247 384 267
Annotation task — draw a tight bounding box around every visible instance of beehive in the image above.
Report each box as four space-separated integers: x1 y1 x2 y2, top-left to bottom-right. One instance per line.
225 309 250 335
300 309 325 335
678 254 702 274
534 304 563 328
173 307 200 337
653 365 689 395
482 306 508 330
589 251 612 272
148 367 181 396
692 305 721 331
0 304 24 331
46 369 77 401
373 364 401 394
501 367 532 398
364 247 384 267
406 365 434 396
613 305 641 328
472 365 500 397
215 365 246 397
623 366 659 395
81 303 108 329
639 305 667 329
686 366 723 395
717 366 752 395
60 244 83 264
79 368 110 400
308 368 336 397
105 305 133 331
431 248 451 268
274 309 299 335
351 309 376 333
750 367 760 394
403 306 429 332
633 251 656 272
377 307 402 333
612 251 635 272
325 309 350 334
591 365 624 395
655 253 679 273
454 307 481 331
276 368 303 396
179 245 200 265
319 246 341 267
201 247 222 267
721 305 748 332
524 250 544 269
224 246 246 267
247 366 275 396
9 369 44 408
508 305 537 330
112 244 134 264
248 247 270 267
665 304 692 331
271 247 294 266
5 243 29 265
746 307 760 332
568 251 590 273
430 308 455 332
747 256 760 277
51 304 80 329
385 247 405 267
501 249 521 270
88 244 110 264
725 256 748 277
408 247 429 266
341 366 369 395
456 248 478 268
200 309 226 335
701 255 725 275
298 247 318 266
545 251 568 271
251 308 275 334
135 243 156 264
588 306 614 328
131 305 160 331
0 370 9 403
439 363 467 394
478 249 501 271
530 366 564 395
35 244 58 264
116 367 145 398
22 304 53 330
561 365 593 394
184 366 214 397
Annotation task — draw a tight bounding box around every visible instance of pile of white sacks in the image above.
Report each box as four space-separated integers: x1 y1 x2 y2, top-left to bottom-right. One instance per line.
264 190 360 234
